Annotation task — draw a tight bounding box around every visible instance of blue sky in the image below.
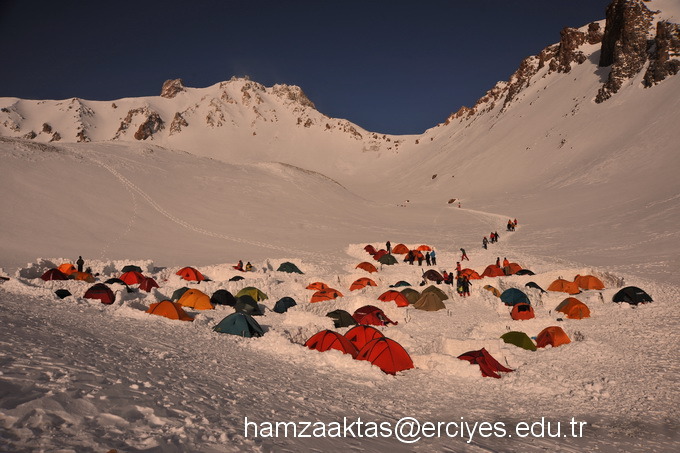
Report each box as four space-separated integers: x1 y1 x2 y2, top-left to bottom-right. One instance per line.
0 1 611 134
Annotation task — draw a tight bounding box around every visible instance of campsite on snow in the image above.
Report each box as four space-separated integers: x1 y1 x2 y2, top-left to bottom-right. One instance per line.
1 0 679 452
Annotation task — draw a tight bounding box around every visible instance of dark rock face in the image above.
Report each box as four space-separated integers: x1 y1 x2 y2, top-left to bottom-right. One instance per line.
134 112 164 140
550 27 589 73
160 79 186 99
643 20 680 87
169 112 188 135
596 0 655 102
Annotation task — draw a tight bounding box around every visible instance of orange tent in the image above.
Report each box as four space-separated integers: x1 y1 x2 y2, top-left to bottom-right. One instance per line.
481 265 505 278
536 326 571 348
176 266 205 282
356 338 414 375
70 271 95 283
310 288 343 303
510 303 535 320
377 290 410 307
574 275 605 290
415 245 431 251
547 279 580 294
120 271 145 285
305 330 358 358
460 268 482 280
505 263 523 275
391 243 409 254
556 297 591 319
178 289 213 310
146 300 194 321
306 282 329 291
356 262 378 273
58 263 77 276
350 277 377 291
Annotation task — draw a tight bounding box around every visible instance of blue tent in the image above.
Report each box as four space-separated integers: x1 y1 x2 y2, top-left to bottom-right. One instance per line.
273 297 297 313
213 313 264 337
390 280 411 288
500 288 530 306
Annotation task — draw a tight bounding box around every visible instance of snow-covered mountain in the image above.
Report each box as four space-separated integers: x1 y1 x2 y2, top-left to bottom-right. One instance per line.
1 1 679 452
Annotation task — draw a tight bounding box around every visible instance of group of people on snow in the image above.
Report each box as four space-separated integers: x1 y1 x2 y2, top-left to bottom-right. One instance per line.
233 260 253 272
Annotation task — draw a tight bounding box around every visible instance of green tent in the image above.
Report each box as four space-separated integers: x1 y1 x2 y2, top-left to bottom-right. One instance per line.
400 288 421 305
326 309 358 328
500 331 537 351
378 254 398 265
277 262 304 274
421 285 449 301
236 286 268 301
213 313 264 337
171 286 190 302
413 292 446 311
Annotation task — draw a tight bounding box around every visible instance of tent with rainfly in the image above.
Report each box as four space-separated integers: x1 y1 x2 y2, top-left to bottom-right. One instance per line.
573 274 605 290
350 277 377 291
236 287 268 301
481 265 505 278
121 265 143 273
378 253 398 265
400 288 421 305
547 278 581 295
176 266 205 282
178 289 214 310
58 263 77 276
234 295 263 316
377 290 410 307
356 262 378 273
364 244 377 255
356 337 414 375
422 285 448 301
310 288 343 303
555 297 590 319
458 348 513 378
41 268 67 281
139 277 159 292
326 309 358 328
391 243 409 254
612 286 653 305
500 331 537 351
510 303 535 320
305 330 359 358
146 300 194 322
536 326 571 348
460 268 482 280
413 292 446 311
213 313 264 337
210 289 237 306
273 297 297 313
423 269 444 283
500 288 530 306
277 262 303 274
69 272 96 283
120 271 146 285
483 285 501 297
306 282 329 291
83 283 115 305
352 305 397 326
344 325 385 351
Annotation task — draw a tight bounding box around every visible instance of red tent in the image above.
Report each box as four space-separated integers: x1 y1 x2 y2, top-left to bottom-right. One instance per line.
344 325 385 351
458 348 513 378
356 262 378 273
377 290 410 307
356 337 414 375
139 277 160 292
415 245 432 251
120 271 146 285
481 265 505 278
352 305 397 326
41 268 67 281
305 330 359 358
83 283 115 305
460 268 482 280
306 282 329 291
176 266 205 282
510 303 535 320
364 245 377 255
373 250 388 261
310 288 343 303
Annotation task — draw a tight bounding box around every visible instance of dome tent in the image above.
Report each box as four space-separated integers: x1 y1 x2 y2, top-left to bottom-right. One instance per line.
213 313 264 338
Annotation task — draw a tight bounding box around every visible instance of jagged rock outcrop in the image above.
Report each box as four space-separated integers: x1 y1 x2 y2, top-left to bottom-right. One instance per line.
272 84 316 109
116 107 165 140
76 130 90 142
596 0 655 102
169 112 188 135
643 20 680 87
160 79 186 99
42 123 52 133
550 27 589 73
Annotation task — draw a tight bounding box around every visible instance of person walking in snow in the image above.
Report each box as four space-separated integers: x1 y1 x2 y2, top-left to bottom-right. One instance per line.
386 241 391 254
430 249 437 266
456 261 462 274
482 237 488 249
460 248 469 261
425 252 431 266
76 256 84 273
494 231 500 242
496 257 501 268
460 275 471 297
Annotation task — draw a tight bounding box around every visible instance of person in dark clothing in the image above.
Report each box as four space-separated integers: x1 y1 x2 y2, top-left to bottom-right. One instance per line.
76 256 84 273
460 276 471 297
482 237 488 249
496 257 501 267
417 254 423 266
494 231 500 242
425 252 431 266
460 248 469 261
386 241 391 254
234 260 244 271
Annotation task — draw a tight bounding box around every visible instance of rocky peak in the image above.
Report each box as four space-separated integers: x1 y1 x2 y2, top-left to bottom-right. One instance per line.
272 84 316 109
160 79 186 98
596 0 655 102
643 20 680 87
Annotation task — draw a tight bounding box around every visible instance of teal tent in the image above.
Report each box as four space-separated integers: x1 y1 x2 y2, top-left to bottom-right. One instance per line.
500 288 530 306
213 313 264 337
277 262 304 274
